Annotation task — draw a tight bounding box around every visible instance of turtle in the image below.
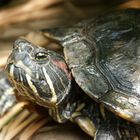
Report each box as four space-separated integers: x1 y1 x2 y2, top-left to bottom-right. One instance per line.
6 8 140 139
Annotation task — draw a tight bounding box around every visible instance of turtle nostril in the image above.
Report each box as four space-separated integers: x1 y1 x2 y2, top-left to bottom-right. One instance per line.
13 38 33 53
13 39 25 49
13 39 24 50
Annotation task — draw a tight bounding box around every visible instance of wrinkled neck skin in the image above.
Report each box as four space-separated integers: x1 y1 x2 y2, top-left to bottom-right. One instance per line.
48 81 106 125
48 80 79 123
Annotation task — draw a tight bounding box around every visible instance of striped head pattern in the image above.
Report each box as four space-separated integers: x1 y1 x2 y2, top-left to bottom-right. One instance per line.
6 39 72 108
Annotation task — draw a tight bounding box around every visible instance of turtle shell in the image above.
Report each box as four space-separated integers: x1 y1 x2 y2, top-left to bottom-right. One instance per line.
43 9 140 123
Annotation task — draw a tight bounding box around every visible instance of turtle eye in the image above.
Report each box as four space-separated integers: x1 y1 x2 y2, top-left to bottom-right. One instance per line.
35 52 48 61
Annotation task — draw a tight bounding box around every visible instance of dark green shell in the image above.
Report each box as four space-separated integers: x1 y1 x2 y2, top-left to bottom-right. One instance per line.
43 9 140 123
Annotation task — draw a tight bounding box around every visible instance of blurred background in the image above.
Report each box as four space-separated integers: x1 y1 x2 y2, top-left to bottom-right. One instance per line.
0 0 140 139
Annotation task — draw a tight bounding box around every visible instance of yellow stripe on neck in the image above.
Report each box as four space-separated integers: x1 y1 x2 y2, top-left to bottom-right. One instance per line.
42 67 57 104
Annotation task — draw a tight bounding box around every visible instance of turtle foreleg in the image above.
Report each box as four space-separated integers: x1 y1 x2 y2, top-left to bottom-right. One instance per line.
70 112 96 137
70 112 120 140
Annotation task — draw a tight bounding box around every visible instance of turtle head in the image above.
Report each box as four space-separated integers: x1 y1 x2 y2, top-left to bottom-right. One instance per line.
6 38 72 108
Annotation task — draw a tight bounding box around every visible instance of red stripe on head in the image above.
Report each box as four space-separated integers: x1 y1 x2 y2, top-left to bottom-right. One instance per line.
51 59 72 80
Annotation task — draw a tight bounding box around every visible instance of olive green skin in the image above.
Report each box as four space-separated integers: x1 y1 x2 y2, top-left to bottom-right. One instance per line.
42 9 140 123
